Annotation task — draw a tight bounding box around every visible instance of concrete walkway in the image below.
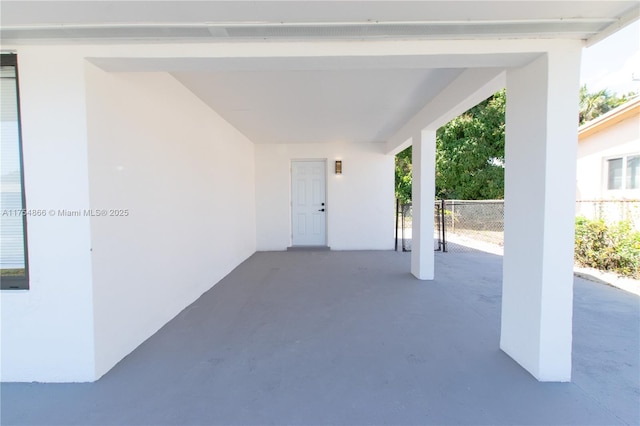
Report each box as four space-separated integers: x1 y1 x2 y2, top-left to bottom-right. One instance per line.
2 250 639 425
444 236 640 297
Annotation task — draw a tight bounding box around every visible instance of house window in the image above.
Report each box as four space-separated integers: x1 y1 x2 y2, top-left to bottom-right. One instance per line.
627 155 639 190
607 158 623 190
606 154 640 192
1 54 29 290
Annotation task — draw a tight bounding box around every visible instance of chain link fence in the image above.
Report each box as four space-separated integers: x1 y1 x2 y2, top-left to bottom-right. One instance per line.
444 200 504 252
396 199 640 254
575 200 640 229
396 200 504 253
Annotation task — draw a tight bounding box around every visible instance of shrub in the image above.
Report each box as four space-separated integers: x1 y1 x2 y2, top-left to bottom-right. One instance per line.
575 216 640 279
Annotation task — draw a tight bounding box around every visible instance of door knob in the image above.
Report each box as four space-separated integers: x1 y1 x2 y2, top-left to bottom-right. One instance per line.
318 208 325 212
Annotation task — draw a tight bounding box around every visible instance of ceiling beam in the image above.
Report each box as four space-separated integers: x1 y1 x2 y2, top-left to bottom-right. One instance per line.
385 67 505 155
586 5 639 47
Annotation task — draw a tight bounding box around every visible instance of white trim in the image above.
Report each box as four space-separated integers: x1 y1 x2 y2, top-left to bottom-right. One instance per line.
586 6 640 47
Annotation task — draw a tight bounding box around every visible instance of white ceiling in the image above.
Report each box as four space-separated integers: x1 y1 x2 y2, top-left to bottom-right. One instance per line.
0 1 636 26
89 53 533 145
173 68 462 144
3 1 638 145
1 1 638 43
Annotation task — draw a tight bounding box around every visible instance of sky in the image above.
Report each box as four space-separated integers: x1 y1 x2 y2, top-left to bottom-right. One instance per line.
581 20 640 96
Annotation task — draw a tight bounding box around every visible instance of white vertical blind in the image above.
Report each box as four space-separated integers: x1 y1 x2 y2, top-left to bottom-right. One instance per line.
1 65 26 270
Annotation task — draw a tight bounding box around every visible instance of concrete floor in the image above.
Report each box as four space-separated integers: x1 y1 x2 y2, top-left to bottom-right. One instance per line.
2 250 639 425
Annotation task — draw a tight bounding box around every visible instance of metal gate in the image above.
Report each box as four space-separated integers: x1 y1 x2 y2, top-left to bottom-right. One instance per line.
395 200 446 252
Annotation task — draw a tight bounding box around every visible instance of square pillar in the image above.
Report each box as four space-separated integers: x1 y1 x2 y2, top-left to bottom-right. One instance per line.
500 44 582 382
411 130 436 280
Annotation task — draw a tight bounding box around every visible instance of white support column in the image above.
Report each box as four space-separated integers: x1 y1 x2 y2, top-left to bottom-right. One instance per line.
500 43 582 382
411 130 436 280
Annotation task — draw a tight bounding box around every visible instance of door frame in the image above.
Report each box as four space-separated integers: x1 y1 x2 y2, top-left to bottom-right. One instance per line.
290 158 328 247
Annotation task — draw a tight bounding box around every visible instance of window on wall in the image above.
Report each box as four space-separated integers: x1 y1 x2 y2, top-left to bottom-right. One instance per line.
607 158 623 190
627 155 639 190
1 54 29 290
606 154 640 192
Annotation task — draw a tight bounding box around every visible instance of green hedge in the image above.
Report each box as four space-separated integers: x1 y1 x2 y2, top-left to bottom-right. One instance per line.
575 216 640 279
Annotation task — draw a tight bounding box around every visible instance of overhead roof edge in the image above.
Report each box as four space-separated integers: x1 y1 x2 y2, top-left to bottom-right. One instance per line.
586 5 640 47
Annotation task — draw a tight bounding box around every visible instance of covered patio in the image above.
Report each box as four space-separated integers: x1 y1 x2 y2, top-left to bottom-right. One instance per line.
2 250 638 425
1 0 639 388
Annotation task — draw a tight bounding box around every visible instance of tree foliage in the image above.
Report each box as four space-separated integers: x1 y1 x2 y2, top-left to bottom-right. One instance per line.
395 86 637 202
394 146 413 204
435 90 505 200
395 90 505 202
579 85 634 125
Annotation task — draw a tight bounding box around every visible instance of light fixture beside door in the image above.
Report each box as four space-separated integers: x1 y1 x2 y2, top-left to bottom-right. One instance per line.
335 160 342 175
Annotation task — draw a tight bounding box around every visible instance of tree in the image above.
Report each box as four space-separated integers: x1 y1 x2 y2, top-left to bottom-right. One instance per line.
395 146 412 204
435 90 505 200
395 91 505 202
395 87 637 202
579 85 633 125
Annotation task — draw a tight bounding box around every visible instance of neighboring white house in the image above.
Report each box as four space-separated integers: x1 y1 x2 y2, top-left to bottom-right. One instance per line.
0 1 638 384
576 96 640 201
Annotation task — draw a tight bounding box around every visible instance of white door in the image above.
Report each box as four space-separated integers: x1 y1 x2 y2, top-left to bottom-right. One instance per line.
291 160 326 246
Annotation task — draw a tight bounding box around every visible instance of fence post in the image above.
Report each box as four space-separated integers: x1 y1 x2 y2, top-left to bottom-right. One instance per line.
451 201 455 233
441 199 447 252
401 204 406 252
395 199 399 252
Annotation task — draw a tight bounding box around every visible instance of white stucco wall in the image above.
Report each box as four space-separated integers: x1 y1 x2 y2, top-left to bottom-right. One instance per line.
0 47 96 382
1 45 257 382
576 114 640 200
85 65 256 379
255 142 394 251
